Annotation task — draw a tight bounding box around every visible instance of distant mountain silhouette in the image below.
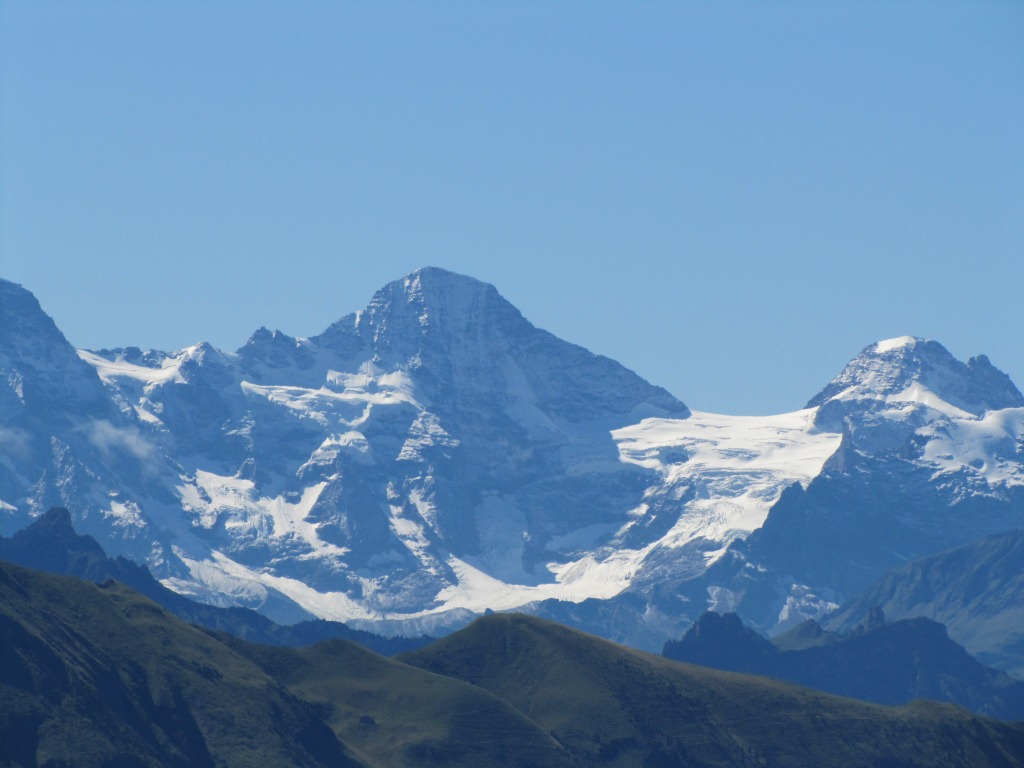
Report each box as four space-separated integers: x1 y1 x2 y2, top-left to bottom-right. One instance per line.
825 528 1024 678
663 610 1024 720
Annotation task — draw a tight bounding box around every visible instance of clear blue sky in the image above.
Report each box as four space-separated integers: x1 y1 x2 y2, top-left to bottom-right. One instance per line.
2 1 1022 414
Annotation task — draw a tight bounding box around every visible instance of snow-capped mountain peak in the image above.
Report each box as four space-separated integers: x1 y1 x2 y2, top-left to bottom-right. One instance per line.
808 336 1024 417
313 267 520 360
311 267 687 425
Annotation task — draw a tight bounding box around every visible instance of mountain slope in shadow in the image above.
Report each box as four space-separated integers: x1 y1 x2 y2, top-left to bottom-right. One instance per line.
824 528 1024 678
0 560 365 768
663 611 1024 720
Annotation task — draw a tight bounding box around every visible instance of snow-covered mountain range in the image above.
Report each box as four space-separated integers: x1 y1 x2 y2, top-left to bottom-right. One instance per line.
2 268 1022 661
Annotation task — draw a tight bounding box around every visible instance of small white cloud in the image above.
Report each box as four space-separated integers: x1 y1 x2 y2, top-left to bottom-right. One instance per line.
86 420 157 464
0 426 32 461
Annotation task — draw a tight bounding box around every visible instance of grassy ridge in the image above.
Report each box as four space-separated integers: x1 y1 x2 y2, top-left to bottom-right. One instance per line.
223 635 576 768
400 613 1024 768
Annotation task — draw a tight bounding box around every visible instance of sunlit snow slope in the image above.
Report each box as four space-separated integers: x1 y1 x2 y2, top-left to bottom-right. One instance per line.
615 409 841 546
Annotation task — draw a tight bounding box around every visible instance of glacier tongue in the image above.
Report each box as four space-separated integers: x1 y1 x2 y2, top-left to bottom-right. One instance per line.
613 409 842 557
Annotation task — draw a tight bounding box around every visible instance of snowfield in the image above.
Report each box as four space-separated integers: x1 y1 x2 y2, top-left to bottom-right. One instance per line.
614 409 842 543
